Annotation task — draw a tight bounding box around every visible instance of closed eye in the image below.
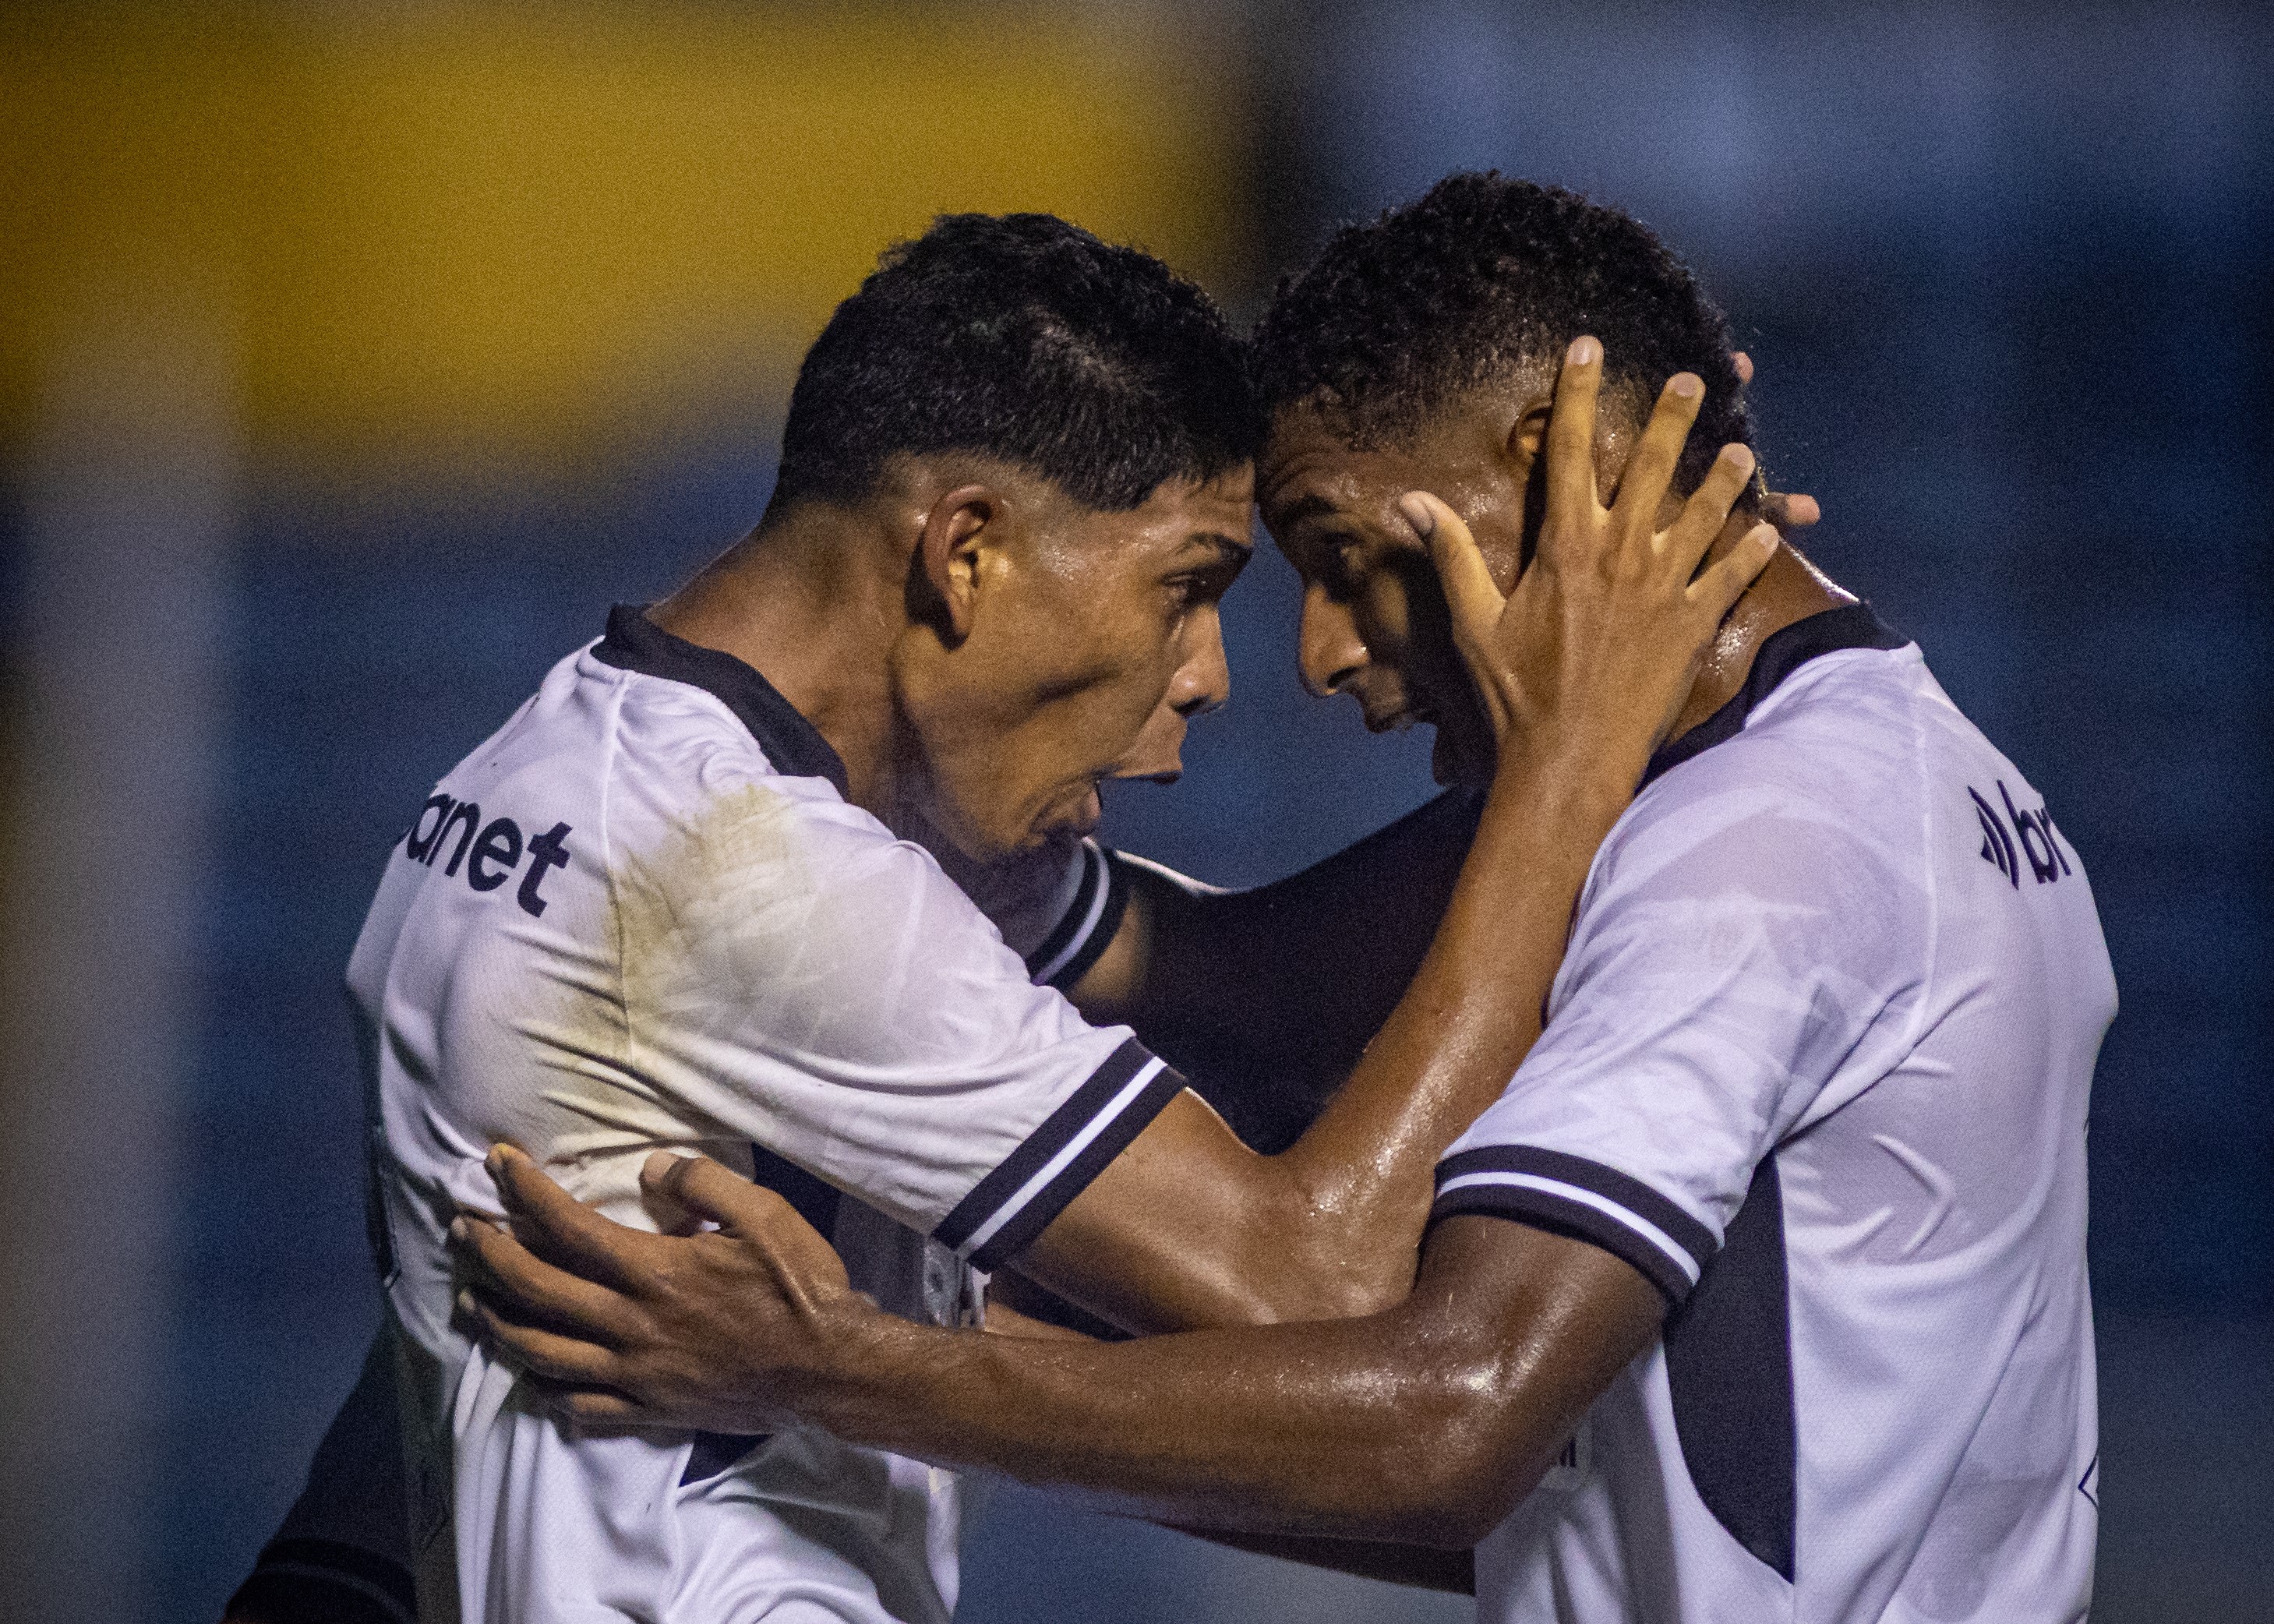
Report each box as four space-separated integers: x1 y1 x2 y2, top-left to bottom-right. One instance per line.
1169 567 1234 604
1167 546 1249 607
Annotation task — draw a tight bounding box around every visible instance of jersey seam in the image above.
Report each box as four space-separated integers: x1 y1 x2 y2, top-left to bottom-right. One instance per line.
1904 678 1943 1054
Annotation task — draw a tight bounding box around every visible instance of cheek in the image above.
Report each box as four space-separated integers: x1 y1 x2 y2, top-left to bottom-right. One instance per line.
1057 655 1176 745
995 637 1172 772
1357 573 1415 658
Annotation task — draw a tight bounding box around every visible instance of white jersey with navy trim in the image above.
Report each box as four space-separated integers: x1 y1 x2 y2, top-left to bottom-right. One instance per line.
349 605 1160 1624
1435 605 2114 1624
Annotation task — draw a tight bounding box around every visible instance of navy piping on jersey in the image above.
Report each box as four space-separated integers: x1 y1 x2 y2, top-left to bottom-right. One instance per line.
1664 1154 1798 1580
934 1036 1185 1271
593 604 850 796
1640 600 1907 788
678 1143 847 1486
1433 600 1911 1301
1024 842 1134 990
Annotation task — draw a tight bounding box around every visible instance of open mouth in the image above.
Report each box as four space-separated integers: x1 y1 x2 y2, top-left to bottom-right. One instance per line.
1364 701 1439 735
1061 778 1106 836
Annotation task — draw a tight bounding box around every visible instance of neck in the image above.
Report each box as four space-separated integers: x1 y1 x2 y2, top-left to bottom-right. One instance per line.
647 507 906 815
1661 540 1853 745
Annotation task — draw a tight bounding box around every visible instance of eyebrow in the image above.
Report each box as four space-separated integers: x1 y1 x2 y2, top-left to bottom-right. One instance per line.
1186 531 1254 561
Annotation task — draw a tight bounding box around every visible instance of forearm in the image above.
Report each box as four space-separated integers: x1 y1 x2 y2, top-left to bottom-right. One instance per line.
1075 792 1481 1146
810 1299 1497 1542
792 1219 1650 1546
1022 746 1634 1336
1241 747 1637 1313
992 1277 1471 1588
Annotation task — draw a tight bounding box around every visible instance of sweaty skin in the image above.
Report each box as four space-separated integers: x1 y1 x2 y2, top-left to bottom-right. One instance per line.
462 341 1776 1350
454 341 1796 1541
226 344 1827 1617
484 1159 1657 1546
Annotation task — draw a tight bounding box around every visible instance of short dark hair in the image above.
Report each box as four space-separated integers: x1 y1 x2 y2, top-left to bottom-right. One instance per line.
772 213 1259 515
1255 173 1754 502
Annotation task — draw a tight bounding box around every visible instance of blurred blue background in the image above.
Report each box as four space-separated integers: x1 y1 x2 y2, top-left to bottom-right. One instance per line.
1 3 2266 1619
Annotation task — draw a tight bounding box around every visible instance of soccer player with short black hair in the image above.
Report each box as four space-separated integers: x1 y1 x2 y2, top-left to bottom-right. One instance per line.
462 175 2115 1624
235 203 1765 1624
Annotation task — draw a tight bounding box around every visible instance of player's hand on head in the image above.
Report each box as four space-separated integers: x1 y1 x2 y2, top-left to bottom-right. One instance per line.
1404 335 1778 776
450 1144 860 1434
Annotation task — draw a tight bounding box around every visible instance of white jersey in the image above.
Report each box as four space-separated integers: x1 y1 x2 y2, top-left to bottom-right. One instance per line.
1434 606 2114 1624
349 606 1163 1624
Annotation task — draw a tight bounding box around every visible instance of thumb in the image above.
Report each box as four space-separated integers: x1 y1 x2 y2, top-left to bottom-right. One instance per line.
1400 492 1503 656
644 1153 855 1301
641 1151 772 1235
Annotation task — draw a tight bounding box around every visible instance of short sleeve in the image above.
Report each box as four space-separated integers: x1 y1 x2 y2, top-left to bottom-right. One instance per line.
609 751 1180 1272
1434 771 1928 1303
941 831 1131 991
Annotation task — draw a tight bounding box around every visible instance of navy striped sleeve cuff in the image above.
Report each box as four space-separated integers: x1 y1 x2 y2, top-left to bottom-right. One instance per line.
1432 1146 1720 1304
935 1036 1185 1272
1022 840 1131 991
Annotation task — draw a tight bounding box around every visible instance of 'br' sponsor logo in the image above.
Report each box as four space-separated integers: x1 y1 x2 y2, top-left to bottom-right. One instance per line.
1969 781 2070 889
404 793 572 917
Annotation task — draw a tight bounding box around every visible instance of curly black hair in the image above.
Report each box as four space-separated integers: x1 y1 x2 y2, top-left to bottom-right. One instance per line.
1255 173 1754 503
772 213 1259 515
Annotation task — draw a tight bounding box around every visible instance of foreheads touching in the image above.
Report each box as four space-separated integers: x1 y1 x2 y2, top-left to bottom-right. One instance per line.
1251 173 1765 786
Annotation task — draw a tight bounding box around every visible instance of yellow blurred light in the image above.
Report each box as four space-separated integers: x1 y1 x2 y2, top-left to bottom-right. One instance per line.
0 5 1245 459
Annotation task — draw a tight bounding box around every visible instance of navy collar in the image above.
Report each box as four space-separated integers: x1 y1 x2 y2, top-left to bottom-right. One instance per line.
593 604 850 796
1640 602 1907 788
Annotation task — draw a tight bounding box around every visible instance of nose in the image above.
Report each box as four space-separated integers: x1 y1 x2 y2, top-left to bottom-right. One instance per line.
1298 581 1367 699
1167 604 1231 721
1117 609 1229 782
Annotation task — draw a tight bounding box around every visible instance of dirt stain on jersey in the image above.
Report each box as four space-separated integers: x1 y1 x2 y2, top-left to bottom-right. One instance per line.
525 778 815 1208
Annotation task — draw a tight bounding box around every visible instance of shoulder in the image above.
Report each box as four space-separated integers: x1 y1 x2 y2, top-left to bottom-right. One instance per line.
581 655 864 824
1618 648 1937 866
1576 648 1942 973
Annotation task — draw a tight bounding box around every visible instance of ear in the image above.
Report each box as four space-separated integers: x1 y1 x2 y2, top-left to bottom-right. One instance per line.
1503 397 1556 577
914 483 1005 643
1503 399 1554 472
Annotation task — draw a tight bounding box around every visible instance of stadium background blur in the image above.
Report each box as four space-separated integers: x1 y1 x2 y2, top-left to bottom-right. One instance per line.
2 4 2265 1619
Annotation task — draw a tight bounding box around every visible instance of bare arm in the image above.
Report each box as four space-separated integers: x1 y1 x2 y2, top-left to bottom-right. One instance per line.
457 344 1771 1356
1067 790 1481 1153
805 1218 1658 1545
984 1272 1474 1590
1005 348 1774 1334
1022 729 1627 1332
460 1163 1661 1547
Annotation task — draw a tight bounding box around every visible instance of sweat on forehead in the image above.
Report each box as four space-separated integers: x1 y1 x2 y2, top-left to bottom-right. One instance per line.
1254 172 1757 485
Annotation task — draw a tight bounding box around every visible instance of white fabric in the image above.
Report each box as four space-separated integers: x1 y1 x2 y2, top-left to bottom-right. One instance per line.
1446 644 2115 1624
351 632 1148 1623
